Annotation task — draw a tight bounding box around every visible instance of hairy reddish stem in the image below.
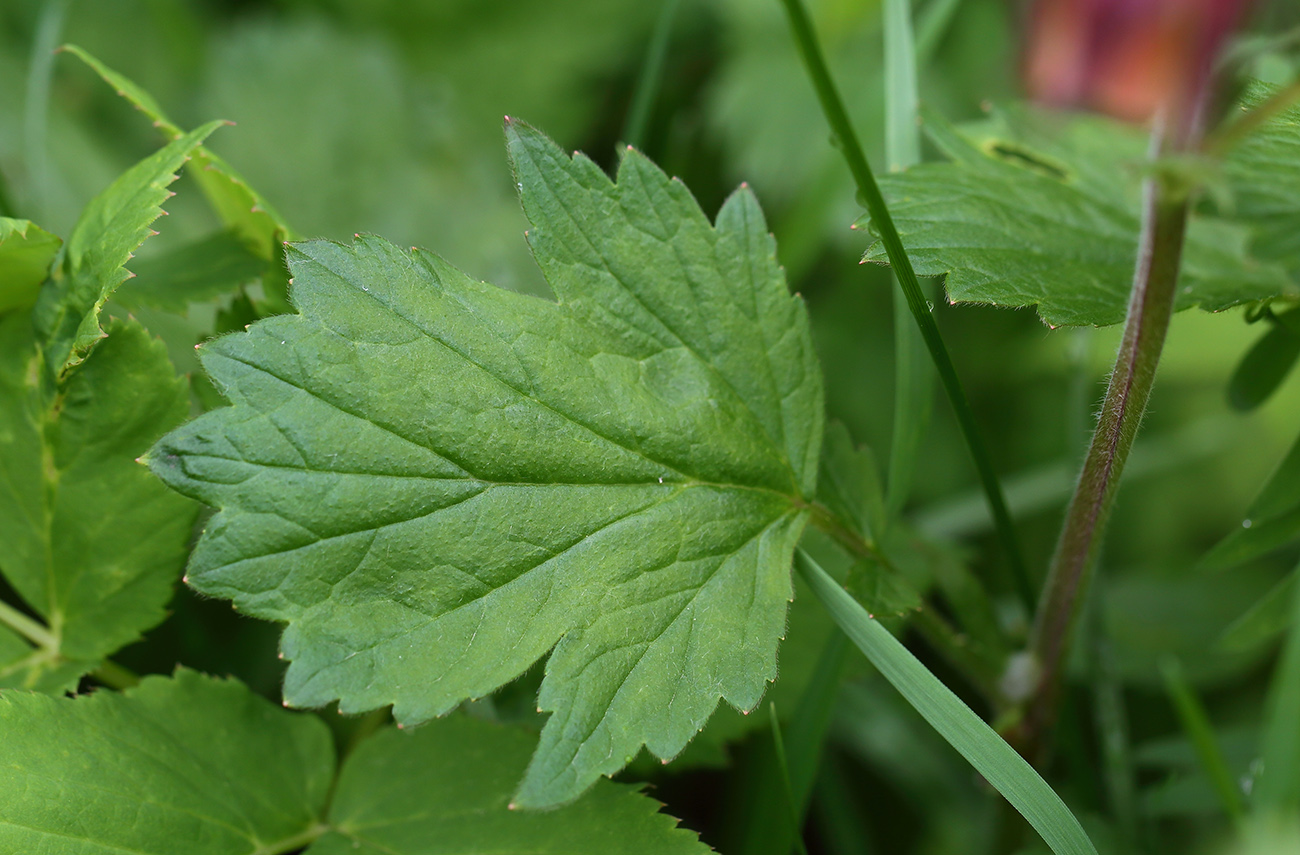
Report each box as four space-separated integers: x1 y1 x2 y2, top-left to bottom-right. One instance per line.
1024 143 1192 755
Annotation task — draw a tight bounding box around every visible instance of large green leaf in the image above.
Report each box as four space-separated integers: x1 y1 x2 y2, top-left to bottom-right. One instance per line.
32 121 222 375
0 312 194 689
0 218 61 315
0 669 336 853
311 717 708 854
148 120 823 807
859 106 1296 327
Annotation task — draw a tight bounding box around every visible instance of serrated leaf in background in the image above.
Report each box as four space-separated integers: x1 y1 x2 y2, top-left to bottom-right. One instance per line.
32 121 221 375
312 716 709 854
148 120 823 808
114 228 266 313
0 669 335 853
62 45 296 262
0 218 61 314
859 106 1296 327
0 313 194 690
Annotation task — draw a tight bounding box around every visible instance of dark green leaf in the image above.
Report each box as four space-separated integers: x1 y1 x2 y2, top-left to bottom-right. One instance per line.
859 106 1295 327
148 120 823 808
310 716 709 854
1228 311 1300 410
0 669 335 853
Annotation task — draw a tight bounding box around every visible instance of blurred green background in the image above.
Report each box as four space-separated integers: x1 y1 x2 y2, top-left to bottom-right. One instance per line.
3 0 1299 852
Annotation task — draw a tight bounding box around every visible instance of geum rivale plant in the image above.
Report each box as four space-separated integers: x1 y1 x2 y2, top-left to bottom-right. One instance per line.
2 0 1300 852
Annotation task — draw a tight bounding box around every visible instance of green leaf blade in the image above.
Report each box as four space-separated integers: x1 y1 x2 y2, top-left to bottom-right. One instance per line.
34 121 223 374
0 670 335 854
311 716 709 854
0 218 61 315
860 108 1295 327
150 122 822 808
796 550 1099 855
0 312 195 684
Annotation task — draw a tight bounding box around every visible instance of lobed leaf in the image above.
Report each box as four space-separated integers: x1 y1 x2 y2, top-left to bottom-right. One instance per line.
32 121 222 375
0 669 335 853
859 106 1296 327
313 716 709 854
0 312 195 689
0 218 61 315
0 670 711 854
148 119 823 807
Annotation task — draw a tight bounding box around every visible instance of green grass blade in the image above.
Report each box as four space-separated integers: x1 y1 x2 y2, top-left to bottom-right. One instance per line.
777 0 1031 610
796 550 1098 855
767 703 812 855
1256 558 1300 813
736 632 849 855
915 0 962 62
1159 657 1246 824
883 0 934 517
622 0 682 150
22 0 70 221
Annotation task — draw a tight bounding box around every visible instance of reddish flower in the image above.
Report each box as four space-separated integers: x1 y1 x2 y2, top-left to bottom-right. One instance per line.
1025 0 1255 130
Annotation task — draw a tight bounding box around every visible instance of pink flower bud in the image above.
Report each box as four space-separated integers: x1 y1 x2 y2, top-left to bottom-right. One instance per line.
1025 0 1254 128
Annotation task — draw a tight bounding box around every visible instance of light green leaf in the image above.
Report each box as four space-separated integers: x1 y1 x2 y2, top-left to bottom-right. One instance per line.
33 121 222 375
0 669 336 854
147 119 823 808
796 550 1098 855
114 228 267 312
817 421 886 546
0 218 61 315
0 312 195 689
62 44 295 261
860 106 1296 327
1201 428 1300 571
310 716 709 854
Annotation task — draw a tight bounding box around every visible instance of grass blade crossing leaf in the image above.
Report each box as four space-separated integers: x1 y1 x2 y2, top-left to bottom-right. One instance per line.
148 119 823 808
33 121 223 375
1201 428 1300 571
795 549 1099 855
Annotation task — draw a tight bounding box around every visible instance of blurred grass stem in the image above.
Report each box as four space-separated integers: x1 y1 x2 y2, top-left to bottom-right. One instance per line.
777 0 1032 611
622 0 681 150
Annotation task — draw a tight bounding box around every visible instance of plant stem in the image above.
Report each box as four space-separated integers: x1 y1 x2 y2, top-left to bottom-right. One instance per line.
767 703 812 855
1026 129 1192 754
777 0 1032 612
622 0 681 150
250 823 330 855
0 598 57 649
91 659 141 690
